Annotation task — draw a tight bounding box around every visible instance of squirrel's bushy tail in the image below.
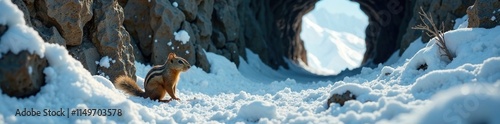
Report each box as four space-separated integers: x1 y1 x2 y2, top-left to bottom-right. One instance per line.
114 76 145 97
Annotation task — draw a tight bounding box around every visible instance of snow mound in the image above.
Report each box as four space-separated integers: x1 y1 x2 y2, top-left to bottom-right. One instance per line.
399 27 500 85
0 0 25 26
478 57 500 82
0 0 44 59
395 82 500 124
237 101 278 122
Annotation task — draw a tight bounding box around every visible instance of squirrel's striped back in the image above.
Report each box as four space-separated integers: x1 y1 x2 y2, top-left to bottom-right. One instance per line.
144 65 165 86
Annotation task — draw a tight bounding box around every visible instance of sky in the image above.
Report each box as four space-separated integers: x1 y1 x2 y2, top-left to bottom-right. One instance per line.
315 0 368 21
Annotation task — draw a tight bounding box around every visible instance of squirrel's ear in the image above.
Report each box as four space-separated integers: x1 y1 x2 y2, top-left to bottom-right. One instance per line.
168 53 176 59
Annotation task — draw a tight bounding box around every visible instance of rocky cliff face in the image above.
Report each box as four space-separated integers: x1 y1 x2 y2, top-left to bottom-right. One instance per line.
5 0 500 84
467 0 500 28
353 0 475 65
353 0 409 64
9 0 317 82
399 0 475 56
12 0 136 81
3 0 500 98
354 0 499 65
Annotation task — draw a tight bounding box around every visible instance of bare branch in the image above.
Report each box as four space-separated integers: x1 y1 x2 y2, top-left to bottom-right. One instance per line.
412 7 454 61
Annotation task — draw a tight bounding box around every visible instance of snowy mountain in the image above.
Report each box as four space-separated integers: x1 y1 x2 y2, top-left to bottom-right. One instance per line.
1 0 500 123
300 8 367 75
304 8 368 38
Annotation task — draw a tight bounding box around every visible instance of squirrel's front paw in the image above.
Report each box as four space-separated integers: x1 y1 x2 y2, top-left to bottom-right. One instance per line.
171 97 181 101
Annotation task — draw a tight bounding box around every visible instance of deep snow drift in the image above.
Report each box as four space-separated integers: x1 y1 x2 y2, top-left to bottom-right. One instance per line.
1 0 500 123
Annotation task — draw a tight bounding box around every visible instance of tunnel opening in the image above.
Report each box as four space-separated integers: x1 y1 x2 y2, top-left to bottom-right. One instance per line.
300 0 368 75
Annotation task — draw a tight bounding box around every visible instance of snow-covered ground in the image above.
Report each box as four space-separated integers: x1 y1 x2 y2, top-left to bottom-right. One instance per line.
1 0 500 123
301 6 368 75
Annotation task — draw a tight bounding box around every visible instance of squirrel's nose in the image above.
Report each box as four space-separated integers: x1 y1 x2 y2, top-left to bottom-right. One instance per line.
187 65 191 68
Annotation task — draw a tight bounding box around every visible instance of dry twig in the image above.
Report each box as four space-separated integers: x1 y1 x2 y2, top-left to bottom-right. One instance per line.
412 7 454 61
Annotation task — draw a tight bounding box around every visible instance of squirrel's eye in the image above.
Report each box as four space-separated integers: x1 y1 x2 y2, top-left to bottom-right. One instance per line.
178 60 183 64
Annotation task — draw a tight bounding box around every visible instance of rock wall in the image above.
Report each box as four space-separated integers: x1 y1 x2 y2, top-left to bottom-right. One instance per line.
9 0 317 82
467 0 500 28
6 0 499 84
122 0 316 70
353 0 409 64
399 0 474 56
3 0 500 98
12 0 136 81
353 0 486 65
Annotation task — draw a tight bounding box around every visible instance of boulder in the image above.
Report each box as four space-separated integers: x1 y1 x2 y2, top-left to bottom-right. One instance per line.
194 0 213 49
0 51 48 98
45 27 66 46
42 0 93 46
176 0 198 21
123 0 154 57
150 0 186 65
211 30 226 49
68 40 100 75
91 0 135 81
129 38 146 64
467 0 500 28
212 0 240 42
195 45 211 72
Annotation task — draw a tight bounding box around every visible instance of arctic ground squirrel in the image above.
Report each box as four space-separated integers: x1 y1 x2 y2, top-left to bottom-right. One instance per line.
115 53 191 102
